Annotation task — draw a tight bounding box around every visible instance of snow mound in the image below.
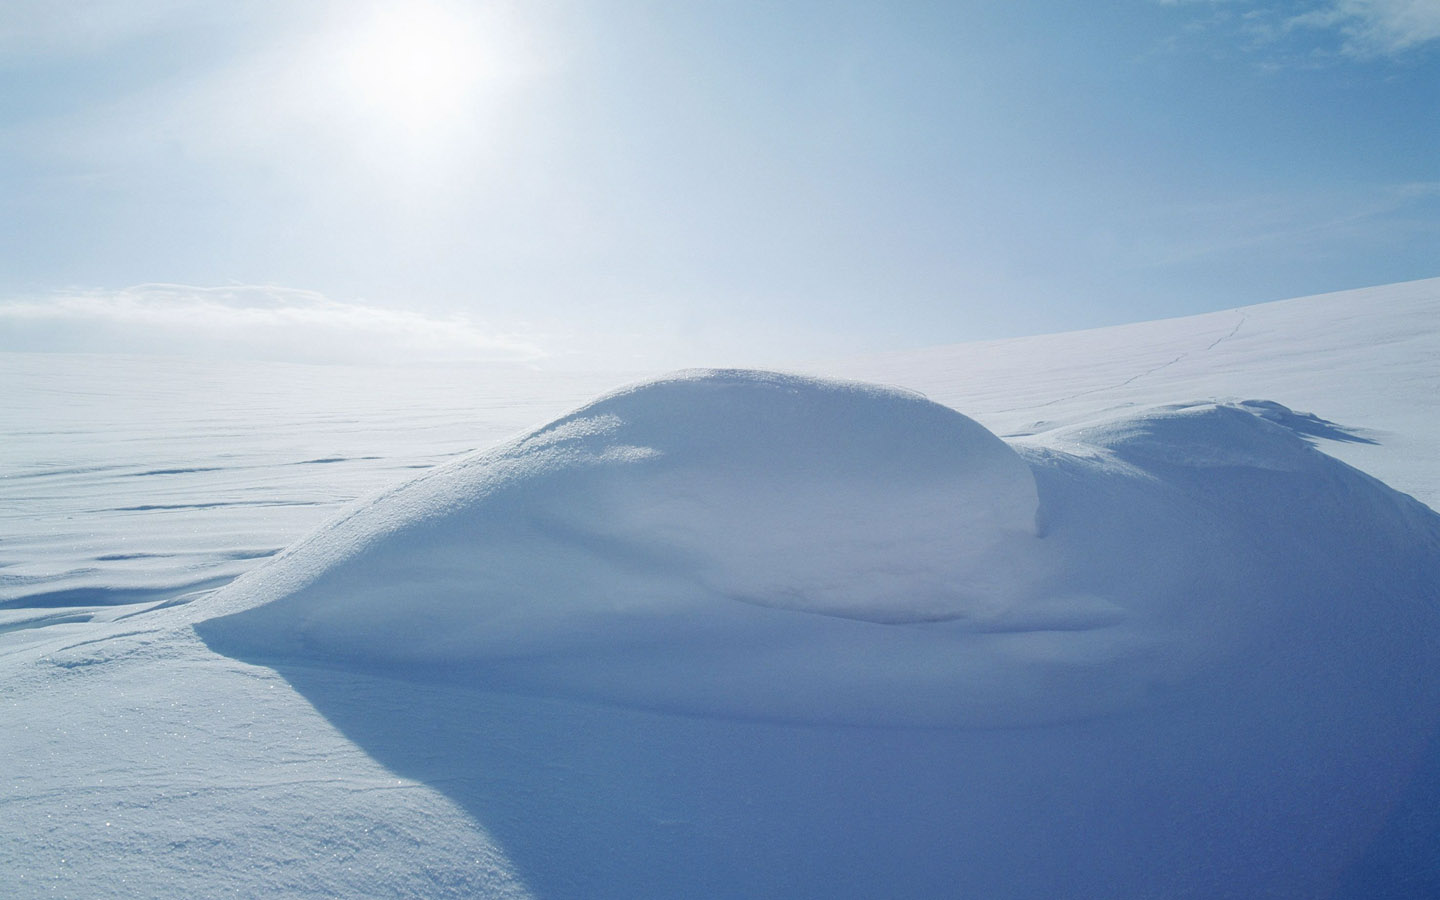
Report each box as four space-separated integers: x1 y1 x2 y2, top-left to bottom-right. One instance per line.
505 368 1043 622
197 372 1440 727
1061 400 1336 471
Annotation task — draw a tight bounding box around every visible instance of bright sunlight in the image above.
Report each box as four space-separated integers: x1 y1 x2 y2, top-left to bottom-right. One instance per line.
336 4 485 132
311 0 535 160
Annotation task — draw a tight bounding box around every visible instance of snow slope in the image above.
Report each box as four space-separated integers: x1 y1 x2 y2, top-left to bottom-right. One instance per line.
4 277 1440 898
825 277 1440 511
196 372 1440 737
0 355 621 610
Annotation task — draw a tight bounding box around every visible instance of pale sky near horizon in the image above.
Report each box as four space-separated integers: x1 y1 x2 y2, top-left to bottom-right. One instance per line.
1 0 1437 368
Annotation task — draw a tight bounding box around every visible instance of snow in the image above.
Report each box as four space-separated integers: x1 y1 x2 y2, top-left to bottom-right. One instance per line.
0 354 623 610
5 277 1440 897
195 370 1062 725
193 372 1440 736
824 277 1440 510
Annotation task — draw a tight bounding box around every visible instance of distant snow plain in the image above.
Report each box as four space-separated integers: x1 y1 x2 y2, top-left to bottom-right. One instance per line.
3 278 1438 898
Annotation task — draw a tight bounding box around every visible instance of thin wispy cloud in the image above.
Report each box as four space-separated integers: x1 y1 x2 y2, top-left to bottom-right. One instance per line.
1291 0 1440 55
1158 0 1440 59
0 284 547 365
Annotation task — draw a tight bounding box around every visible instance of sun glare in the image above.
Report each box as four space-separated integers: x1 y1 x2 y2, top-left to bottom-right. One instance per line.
315 1 532 156
339 6 481 130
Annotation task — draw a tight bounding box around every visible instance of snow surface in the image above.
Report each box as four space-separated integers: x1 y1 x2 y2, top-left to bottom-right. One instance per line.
0 355 622 610
5 277 1440 898
195 371 1440 735
826 277 1440 511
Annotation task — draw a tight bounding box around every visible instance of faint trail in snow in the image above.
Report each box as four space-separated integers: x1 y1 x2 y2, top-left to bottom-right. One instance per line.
1029 311 1248 411
1204 312 1247 351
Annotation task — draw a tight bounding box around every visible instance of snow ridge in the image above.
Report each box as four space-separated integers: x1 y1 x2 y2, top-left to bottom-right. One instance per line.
198 370 1440 731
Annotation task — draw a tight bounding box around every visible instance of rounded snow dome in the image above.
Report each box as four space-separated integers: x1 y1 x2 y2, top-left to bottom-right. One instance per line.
198 371 1055 723
197 371 1440 729
528 369 1043 623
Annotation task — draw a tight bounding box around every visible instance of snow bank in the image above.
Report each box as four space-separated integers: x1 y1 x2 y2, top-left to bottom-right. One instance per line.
197 371 1440 730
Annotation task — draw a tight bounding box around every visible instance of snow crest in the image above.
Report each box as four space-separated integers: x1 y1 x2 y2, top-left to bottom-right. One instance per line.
196 371 1440 728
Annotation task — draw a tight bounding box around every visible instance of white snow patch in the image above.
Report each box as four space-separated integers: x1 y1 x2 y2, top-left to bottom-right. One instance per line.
8 278 1440 898
196 370 1440 733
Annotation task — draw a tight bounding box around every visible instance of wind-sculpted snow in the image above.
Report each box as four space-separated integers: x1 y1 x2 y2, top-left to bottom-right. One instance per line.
196 371 1440 734
11 284 1440 899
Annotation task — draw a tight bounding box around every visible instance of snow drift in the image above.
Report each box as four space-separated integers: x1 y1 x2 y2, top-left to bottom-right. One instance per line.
12 282 1440 900
197 369 1440 732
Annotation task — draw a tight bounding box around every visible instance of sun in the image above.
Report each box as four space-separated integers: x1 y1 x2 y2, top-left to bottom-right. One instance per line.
266 1 544 188
316 1 530 151
337 5 483 132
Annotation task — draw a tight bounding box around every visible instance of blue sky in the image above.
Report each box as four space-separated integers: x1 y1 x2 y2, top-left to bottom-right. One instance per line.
1 0 1436 367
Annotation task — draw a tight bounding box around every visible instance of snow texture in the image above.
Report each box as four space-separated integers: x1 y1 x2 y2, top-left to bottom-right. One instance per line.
6 278 1440 898
192 371 1440 737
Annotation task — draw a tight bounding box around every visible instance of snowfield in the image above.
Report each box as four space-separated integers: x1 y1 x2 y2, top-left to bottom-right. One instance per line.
4 278 1440 898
